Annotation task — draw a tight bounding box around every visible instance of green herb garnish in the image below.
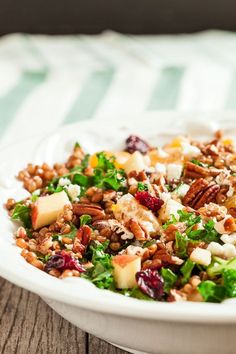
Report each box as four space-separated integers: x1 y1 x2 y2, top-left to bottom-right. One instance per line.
80 215 92 226
137 182 149 191
180 259 195 284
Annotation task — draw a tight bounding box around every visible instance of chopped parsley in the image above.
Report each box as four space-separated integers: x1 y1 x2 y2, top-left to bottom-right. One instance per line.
137 182 149 192
180 259 195 284
191 159 209 168
80 215 92 226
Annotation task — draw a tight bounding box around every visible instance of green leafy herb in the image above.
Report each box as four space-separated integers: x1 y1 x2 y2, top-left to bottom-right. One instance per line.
121 286 154 301
180 259 195 284
223 269 236 297
74 141 81 148
142 239 157 248
137 182 149 191
161 268 177 293
31 189 41 202
175 231 189 258
80 215 92 227
198 281 226 302
207 256 236 278
177 210 201 227
36 253 51 264
73 173 89 187
191 159 209 168
96 152 115 171
11 203 32 228
54 223 78 241
82 240 114 289
162 214 178 230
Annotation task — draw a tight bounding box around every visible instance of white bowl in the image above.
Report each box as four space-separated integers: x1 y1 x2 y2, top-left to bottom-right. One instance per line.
0 111 236 354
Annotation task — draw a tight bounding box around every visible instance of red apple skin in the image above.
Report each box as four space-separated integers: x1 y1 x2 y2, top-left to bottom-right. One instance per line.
112 255 140 268
31 204 38 229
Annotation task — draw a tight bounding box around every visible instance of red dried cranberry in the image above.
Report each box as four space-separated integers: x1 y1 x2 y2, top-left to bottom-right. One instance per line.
136 269 164 300
135 191 164 212
45 251 85 273
125 135 150 154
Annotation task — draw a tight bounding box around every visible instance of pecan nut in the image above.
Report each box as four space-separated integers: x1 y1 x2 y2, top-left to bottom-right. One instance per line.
184 162 209 179
183 178 220 210
128 219 147 241
73 203 105 219
183 178 209 206
73 225 91 254
193 183 220 210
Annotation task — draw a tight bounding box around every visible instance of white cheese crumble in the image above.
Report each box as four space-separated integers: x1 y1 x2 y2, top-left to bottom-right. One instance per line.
58 177 71 187
190 247 211 266
175 183 190 198
207 241 236 259
181 142 201 159
167 163 183 182
155 163 166 176
220 233 236 245
67 184 81 201
157 148 169 158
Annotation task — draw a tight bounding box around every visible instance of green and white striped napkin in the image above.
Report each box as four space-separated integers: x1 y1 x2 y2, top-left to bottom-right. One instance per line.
0 30 236 148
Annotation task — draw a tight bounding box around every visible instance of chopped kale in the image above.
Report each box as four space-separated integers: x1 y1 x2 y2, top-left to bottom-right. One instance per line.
11 203 32 228
161 268 178 293
82 240 114 289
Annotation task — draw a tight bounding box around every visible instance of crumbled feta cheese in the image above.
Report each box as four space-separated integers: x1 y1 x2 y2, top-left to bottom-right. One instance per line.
221 233 236 245
155 163 166 176
223 244 236 258
167 163 183 182
157 148 169 158
58 177 71 187
207 241 236 259
207 242 224 257
190 247 211 266
160 192 171 203
175 183 190 198
181 142 201 159
67 184 81 201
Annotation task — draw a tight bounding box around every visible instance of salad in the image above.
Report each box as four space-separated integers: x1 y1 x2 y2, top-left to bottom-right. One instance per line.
5 131 236 303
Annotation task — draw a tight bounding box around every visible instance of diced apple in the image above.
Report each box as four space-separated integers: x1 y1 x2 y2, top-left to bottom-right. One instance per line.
123 151 146 175
159 198 184 222
32 191 71 229
112 254 141 289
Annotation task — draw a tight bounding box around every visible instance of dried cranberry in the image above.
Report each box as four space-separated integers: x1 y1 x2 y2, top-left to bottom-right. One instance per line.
136 269 164 300
45 251 85 273
135 191 164 212
125 135 150 154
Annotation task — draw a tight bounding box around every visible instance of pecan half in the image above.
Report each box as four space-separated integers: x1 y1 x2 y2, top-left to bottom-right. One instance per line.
183 178 220 210
183 178 209 206
193 183 220 210
73 225 91 255
128 219 147 241
184 162 209 179
73 203 105 220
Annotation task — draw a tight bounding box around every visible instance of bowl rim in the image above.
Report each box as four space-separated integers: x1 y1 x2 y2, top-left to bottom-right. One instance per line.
1 111 236 324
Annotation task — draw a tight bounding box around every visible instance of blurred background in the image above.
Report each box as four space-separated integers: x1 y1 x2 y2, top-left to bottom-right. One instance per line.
0 0 236 147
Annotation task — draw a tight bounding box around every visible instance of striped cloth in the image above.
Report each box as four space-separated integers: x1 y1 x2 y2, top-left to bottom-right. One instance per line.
0 30 236 148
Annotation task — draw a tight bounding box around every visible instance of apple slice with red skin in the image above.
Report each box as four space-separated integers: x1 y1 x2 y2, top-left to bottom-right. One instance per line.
112 254 141 289
32 191 71 230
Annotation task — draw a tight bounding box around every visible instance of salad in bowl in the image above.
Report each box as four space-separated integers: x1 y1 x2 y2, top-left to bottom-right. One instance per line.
6 130 236 303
